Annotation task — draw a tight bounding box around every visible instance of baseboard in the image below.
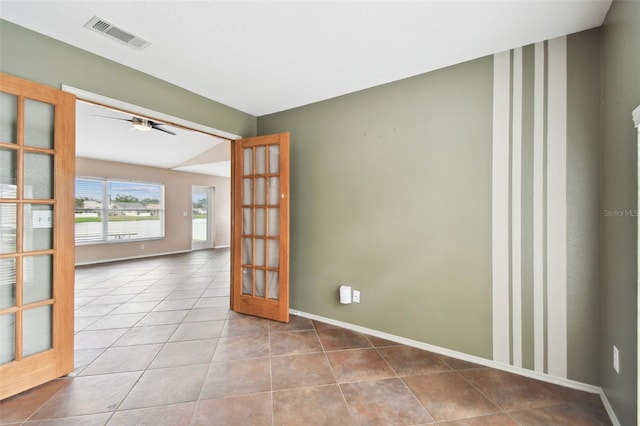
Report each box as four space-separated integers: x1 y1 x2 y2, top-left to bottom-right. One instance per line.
291 308 619 425
599 391 621 426
214 245 230 248
75 249 191 266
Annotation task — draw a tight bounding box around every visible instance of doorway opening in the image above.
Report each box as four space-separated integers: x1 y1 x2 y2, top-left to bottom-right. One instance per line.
192 185 215 250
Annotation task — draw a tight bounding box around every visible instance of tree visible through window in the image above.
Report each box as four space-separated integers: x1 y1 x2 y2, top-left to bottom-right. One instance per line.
75 178 164 244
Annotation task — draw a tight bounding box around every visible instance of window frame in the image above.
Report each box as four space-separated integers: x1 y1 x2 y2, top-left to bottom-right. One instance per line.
74 176 165 246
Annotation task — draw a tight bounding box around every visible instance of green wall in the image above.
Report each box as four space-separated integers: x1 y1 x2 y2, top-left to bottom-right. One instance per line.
566 29 602 386
600 1 640 424
0 20 257 137
260 58 494 357
259 31 604 385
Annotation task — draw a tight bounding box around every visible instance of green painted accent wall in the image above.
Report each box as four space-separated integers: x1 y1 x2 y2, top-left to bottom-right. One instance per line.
0 20 257 137
566 29 602 386
600 0 640 424
259 57 495 358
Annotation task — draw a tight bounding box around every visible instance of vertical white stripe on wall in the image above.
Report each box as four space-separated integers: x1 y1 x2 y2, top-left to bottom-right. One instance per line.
511 48 523 368
546 36 568 378
492 50 511 364
533 42 546 373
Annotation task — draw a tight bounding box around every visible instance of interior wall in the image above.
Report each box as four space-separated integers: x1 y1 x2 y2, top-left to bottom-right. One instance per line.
75 158 230 265
600 1 640 424
0 19 257 138
260 57 496 359
258 30 602 386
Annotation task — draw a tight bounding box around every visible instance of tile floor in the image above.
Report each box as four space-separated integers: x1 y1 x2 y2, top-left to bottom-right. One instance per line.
1 248 612 425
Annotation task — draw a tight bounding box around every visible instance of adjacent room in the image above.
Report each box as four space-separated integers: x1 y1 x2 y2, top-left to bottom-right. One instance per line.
0 1 638 425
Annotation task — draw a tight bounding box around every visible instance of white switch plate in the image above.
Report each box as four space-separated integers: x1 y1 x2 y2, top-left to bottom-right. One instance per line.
613 345 619 373
353 290 360 303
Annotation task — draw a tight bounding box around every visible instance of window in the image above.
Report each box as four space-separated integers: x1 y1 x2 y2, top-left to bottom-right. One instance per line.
75 177 164 244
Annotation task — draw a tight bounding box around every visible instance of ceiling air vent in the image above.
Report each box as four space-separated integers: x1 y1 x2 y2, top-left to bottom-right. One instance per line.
84 16 151 50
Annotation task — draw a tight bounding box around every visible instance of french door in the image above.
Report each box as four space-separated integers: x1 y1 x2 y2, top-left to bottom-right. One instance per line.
0 73 76 399
231 133 290 322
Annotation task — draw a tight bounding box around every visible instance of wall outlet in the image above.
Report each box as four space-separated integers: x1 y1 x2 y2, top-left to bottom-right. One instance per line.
613 345 620 373
353 290 360 303
140 243 145 250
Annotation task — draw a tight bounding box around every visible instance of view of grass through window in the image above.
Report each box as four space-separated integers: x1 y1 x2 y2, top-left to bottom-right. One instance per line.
75 178 164 244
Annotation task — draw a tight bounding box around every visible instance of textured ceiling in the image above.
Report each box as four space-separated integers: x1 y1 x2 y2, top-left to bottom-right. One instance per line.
0 0 612 116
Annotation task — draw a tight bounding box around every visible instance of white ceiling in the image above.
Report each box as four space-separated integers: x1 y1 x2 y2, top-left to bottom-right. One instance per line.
76 100 231 176
0 0 612 117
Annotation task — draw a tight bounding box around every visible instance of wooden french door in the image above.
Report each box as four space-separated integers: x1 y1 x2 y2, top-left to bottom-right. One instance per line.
231 133 290 322
0 73 76 399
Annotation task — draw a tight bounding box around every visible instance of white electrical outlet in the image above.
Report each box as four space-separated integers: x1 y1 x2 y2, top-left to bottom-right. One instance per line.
613 345 620 373
353 290 360 303
140 243 145 250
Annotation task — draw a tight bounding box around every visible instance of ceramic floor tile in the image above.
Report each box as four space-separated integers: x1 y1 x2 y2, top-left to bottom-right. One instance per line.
537 382 611 424
74 329 128 350
191 393 272 426
436 413 519 425
212 334 270 362
136 310 189 326
509 403 611 426
113 324 178 346
326 348 396 383
149 339 217 368
316 328 372 351
220 316 269 337
168 320 225 341
23 248 606 426
152 298 198 312
84 313 145 330
438 355 486 371
403 371 501 422
272 385 354 426
74 348 105 370
119 364 209 410
270 330 323 356
30 372 141 419
377 345 452 377
269 315 314 332
21 412 112 425
105 402 196 426
165 289 205 300
80 344 162 376
183 307 229 322
0 379 72 424
109 301 160 315
271 353 336 390
75 304 120 318
366 335 401 347
199 358 271 400
341 378 435 425
460 368 560 411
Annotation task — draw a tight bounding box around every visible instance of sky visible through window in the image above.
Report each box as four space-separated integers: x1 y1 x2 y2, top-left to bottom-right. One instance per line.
76 178 161 202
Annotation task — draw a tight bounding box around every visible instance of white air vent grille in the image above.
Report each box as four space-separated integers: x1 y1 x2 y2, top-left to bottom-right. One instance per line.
84 16 151 50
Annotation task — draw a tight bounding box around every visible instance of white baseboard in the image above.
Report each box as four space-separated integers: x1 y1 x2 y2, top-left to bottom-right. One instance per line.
291 309 619 425
75 249 191 266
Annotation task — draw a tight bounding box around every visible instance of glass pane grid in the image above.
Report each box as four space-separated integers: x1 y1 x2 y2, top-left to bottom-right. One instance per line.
239 142 281 301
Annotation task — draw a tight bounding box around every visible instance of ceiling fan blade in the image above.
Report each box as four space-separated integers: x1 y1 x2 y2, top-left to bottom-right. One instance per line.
151 125 177 135
93 115 134 123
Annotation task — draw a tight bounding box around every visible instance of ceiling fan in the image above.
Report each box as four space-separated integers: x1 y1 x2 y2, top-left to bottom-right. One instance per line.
95 115 177 135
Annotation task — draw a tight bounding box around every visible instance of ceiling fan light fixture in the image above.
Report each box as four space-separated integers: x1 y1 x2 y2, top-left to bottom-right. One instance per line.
132 118 152 132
